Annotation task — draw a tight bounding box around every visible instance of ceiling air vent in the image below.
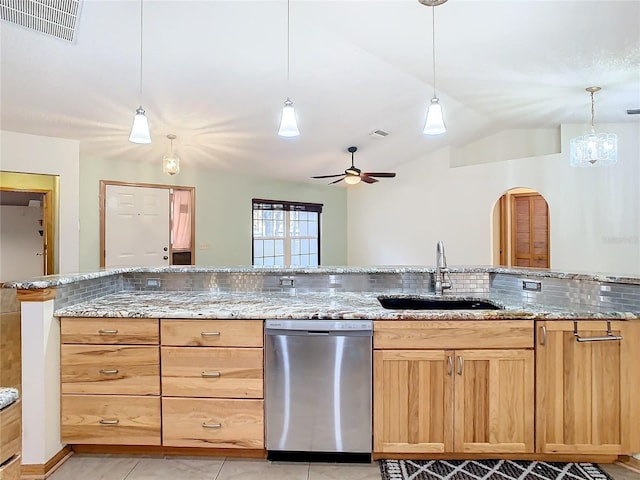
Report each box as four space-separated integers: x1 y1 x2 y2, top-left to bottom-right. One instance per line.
369 129 390 139
627 109 640 115
0 0 82 43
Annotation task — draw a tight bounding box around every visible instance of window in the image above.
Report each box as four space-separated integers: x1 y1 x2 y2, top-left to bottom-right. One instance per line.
252 199 322 267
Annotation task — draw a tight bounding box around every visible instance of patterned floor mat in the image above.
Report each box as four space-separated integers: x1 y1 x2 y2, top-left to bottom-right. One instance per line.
379 459 613 480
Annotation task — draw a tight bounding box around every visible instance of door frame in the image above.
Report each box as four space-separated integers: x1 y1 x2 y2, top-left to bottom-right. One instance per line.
0 171 58 275
99 180 195 268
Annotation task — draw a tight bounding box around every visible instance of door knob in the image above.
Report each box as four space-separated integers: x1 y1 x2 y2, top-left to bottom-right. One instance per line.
163 256 169 260
164 247 168 251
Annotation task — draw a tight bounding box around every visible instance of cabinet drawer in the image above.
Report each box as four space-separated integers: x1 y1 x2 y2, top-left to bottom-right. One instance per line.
60 318 159 344
161 320 263 347
0 401 20 466
61 395 160 445
162 347 263 398
0 454 20 480
162 397 264 449
374 320 534 349
61 345 160 395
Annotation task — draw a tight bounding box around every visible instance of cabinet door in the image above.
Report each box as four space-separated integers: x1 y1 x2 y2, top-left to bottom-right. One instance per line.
536 321 640 454
454 349 534 454
373 350 452 453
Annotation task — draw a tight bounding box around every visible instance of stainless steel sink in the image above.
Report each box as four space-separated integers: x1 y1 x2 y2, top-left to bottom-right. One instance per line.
377 296 504 310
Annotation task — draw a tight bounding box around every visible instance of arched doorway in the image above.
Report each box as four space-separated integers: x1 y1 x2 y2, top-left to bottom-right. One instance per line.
492 188 550 268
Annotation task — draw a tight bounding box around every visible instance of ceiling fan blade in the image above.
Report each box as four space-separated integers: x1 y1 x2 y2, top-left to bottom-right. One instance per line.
363 172 396 178
312 174 344 179
328 176 346 185
361 175 379 184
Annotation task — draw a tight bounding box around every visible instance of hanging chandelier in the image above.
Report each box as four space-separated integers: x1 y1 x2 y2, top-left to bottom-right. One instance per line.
569 86 617 167
420 0 447 135
163 134 180 175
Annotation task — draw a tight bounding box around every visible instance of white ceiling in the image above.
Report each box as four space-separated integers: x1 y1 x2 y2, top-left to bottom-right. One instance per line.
1 1 639 183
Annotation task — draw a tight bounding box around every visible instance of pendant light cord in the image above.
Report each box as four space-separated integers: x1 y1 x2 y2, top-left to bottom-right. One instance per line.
590 90 596 133
431 5 437 98
139 0 144 100
286 0 291 86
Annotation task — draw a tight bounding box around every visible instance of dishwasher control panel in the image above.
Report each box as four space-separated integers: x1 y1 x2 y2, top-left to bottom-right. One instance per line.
265 319 372 332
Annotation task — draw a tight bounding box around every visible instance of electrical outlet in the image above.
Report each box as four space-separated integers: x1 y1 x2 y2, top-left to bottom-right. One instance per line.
199 242 211 250
279 277 295 288
146 278 161 288
522 280 542 292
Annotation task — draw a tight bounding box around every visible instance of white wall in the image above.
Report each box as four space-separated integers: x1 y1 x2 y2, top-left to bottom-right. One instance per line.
79 156 348 270
0 131 80 274
0 205 44 282
347 123 640 276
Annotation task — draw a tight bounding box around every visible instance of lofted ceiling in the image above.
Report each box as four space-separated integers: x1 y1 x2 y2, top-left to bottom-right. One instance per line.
1 1 639 184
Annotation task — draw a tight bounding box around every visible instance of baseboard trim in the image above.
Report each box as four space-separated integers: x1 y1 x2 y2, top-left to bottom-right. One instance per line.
71 445 266 458
373 452 619 463
616 456 640 473
21 445 73 479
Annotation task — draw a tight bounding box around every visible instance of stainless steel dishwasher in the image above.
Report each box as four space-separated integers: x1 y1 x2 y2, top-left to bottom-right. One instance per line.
265 319 372 462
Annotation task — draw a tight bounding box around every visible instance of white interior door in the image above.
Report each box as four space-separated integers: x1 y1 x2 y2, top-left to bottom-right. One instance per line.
105 185 170 267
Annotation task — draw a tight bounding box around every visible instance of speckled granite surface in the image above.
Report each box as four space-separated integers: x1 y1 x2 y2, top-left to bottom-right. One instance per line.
5 265 640 289
53 291 640 320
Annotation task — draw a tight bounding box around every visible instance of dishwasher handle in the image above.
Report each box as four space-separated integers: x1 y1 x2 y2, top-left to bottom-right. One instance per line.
266 328 372 337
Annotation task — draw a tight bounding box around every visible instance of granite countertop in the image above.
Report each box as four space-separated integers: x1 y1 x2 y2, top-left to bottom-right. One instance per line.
54 291 640 321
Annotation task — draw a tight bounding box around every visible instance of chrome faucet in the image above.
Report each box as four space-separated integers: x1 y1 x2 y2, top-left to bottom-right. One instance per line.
434 240 452 296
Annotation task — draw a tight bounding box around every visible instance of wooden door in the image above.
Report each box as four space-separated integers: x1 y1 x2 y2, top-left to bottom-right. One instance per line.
536 321 640 454
373 350 452 453
453 349 534 454
103 184 170 267
511 193 549 268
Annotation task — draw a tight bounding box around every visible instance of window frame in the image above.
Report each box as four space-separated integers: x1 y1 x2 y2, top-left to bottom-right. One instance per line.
252 198 322 267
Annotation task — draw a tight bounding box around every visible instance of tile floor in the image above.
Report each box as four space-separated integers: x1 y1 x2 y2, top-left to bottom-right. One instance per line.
45 455 640 480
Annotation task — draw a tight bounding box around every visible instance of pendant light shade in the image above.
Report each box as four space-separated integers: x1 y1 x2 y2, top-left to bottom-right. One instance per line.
421 0 447 136
278 97 299 137
423 97 446 135
129 106 151 144
163 134 180 175
278 0 299 137
569 86 618 167
129 0 151 144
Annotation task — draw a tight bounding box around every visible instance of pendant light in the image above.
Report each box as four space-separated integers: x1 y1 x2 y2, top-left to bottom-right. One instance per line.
420 0 447 135
163 134 180 175
569 86 618 167
278 0 300 137
129 0 151 144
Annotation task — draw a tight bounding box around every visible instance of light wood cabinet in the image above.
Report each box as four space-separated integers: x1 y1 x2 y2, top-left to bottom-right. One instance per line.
0 400 20 467
160 319 264 449
536 320 640 455
0 455 21 480
60 317 161 445
373 320 535 455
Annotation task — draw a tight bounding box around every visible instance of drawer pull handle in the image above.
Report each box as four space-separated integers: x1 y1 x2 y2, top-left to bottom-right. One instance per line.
446 355 453 376
201 332 221 337
202 422 222 429
573 320 623 343
457 356 464 376
98 329 118 335
99 419 119 425
99 369 119 375
539 325 547 346
201 371 221 378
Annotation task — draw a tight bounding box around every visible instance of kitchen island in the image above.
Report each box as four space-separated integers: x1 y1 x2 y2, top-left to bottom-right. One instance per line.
3 266 640 475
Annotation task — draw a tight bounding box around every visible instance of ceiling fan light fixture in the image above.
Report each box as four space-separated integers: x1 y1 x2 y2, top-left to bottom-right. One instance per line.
570 86 618 167
278 97 300 137
423 96 446 135
344 174 361 185
129 106 151 144
162 134 180 175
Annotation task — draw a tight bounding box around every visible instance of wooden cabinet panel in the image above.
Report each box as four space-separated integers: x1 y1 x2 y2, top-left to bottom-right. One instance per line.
373 350 452 453
374 321 533 350
454 349 534 453
0 401 20 466
536 320 640 454
161 319 263 347
162 397 264 449
61 318 159 344
61 345 160 395
161 347 263 398
61 395 160 445
0 454 21 480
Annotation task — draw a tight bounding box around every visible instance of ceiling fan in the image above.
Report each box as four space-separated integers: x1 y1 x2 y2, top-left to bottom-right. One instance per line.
311 146 397 185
